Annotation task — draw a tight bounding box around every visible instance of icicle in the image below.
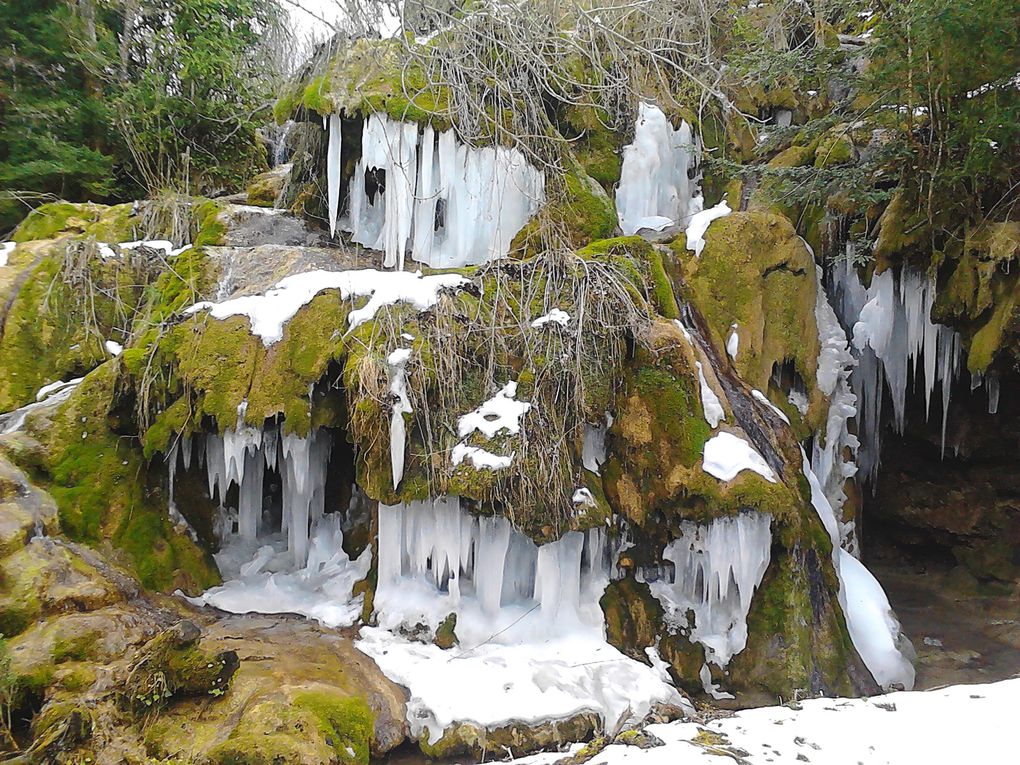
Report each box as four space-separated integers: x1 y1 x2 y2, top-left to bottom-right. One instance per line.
987 371 1000 414
327 113 342 237
647 513 772 668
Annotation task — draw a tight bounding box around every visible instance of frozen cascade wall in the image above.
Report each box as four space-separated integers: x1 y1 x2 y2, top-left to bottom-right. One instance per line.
644 513 772 669
831 260 963 484
374 497 612 644
168 422 331 567
616 102 700 235
327 113 545 269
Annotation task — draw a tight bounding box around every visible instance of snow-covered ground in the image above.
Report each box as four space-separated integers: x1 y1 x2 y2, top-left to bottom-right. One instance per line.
504 678 1020 765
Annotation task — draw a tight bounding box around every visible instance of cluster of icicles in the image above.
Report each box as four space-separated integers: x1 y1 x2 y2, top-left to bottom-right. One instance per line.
325 112 545 269
168 421 331 567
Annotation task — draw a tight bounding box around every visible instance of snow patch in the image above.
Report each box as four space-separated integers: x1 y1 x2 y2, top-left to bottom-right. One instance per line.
531 308 571 328
695 361 725 427
185 268 467 346
702 432 777 483
685 201 731 258
0 242 14 267
104 340 123 357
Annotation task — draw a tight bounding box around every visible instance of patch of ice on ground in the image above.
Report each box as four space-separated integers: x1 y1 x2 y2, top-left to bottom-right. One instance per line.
0 242 14 267
493 679 1020 765
357 627 685 745
702 432 777 483
185 268 467 345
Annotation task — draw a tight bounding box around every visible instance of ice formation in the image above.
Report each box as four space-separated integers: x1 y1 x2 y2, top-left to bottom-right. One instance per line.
831 261 962 482
810 265 860 529
726 324 739 359
104 340 123 356
185 268 467 345
339 114 544 268
35 377 84 402
457 382 531 438
189 512 371 628
0 378 83 436
582 413 611 474
702 432 777 483
647 513 773 668
0 241 14 267
685 201 732 258
802 451 915 690
450 443 512 470
169 424 332 567
365 497 683 740
695 360 725 427
387 347 413 488
616 103 699 235
751 389 790 424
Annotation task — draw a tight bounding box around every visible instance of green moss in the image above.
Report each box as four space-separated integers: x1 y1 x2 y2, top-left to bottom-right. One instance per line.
193 199 227 247
293 691 374 765
11 202 139 244
813 130 854 168
513 169 617 254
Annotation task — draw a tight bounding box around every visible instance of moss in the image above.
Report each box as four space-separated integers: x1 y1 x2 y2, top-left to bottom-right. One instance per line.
671 211 824 429
769 144 815 168
193 199 228 247
52 631 100 664
293 691 375 765
513 169 617 254
813 129 854 168
245 172 283 208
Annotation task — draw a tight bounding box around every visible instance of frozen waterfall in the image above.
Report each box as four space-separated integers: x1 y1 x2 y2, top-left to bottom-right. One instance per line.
616 103 700 235
169 422 332 567
330 113 545 268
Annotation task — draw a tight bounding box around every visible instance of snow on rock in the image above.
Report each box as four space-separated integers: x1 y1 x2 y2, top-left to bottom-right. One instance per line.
531 308 571 328
497 679 1020 765
365 498 684 742
457 382 531 439
185 268 467 346
1 378 83 435
695 361 725 427
572 487 596 507
187 513 371 628
616 103 699 236
751 389 790 424
702 432 777 483
387 348 413 489
0 242 14 267
104 340 123 356
685 201 731 258
726 324 739 359
36 377 85 402
343 113 544 268
451 443 513 470
647 513 772 669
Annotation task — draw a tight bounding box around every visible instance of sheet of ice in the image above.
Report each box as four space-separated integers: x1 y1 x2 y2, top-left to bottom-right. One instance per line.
802 452 914 690
0 242 14 267
357 628 683 744
450 443 513 470
326 113 342 237
494 679 1020 765
582 413 611 474
185 268 467 345
367 497 683 741
105 340 123 356
695 361 725 427
702 432 777 483
188 513 370 628
616 103 699 235
346 113 544 268
1 377 82 435
726 325 739 359
647 513 772 669
36 377 85 402
387 348 413 489
531 308 571 328
457 382 531 438
751 389 790 424
685 201 731 258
